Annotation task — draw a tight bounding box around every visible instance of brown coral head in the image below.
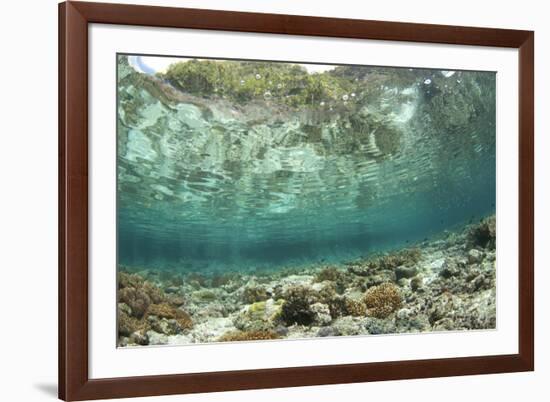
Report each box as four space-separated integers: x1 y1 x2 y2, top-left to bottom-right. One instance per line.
363 282 402 319
468 215 496 249
280 285 317 326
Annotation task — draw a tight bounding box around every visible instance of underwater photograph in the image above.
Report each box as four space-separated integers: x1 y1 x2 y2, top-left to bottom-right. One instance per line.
116 54 496 347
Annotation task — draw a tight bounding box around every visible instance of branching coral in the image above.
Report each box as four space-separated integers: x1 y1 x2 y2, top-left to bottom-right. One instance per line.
147 303 193 329
147 303 179 319
176 314 193 330
118 271 168 317
374 248 422 270
347 248 421 281
327 296 367 318
117 271 193 342
345 298 367 317
314 267 349 293
217 330 280 342
363 283 402 319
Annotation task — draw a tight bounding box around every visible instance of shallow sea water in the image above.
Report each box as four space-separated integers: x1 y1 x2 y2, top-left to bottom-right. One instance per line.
116 56 497 346
117 56 496 274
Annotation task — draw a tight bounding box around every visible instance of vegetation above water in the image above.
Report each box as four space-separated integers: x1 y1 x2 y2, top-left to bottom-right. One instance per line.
117 55 496 232
160 59 362 108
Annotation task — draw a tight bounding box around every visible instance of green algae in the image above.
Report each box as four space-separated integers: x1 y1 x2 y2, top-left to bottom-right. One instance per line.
159 59 356 108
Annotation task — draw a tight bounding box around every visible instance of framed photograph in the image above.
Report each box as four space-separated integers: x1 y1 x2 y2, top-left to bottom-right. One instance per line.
59 1 534 400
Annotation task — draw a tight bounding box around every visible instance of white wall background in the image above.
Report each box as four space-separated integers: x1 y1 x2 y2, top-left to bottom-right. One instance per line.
0 0 546 401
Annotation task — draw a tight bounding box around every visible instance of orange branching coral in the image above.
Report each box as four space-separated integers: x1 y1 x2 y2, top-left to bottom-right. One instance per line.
345 298 367 317
217 330 280 342
147 303 188 319
147 303 178 318
363 283 402 319
147 303 193 329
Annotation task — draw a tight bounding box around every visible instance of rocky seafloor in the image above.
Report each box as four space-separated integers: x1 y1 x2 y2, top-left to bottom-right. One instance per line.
117 215 496 347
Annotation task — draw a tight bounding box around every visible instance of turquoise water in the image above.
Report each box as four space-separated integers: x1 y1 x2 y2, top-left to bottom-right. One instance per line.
117 56 496 273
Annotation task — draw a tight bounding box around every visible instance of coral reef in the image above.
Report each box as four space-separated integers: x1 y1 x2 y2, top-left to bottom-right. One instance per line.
217 330 280 342
280 285 317 326
344 298 367 317
468 215 496 249
363 283 403 319
115 55 497 347
241 284 269 304
314 266 343 282
118 307 148 337
118 287 151 318
233 299 282 332
346 248 421 287
368 248 422 271
117 215 497 347
314 267 348 293
117 271 193 346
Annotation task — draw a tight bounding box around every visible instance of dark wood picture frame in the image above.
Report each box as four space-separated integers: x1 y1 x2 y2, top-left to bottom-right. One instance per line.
59 1 534 400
